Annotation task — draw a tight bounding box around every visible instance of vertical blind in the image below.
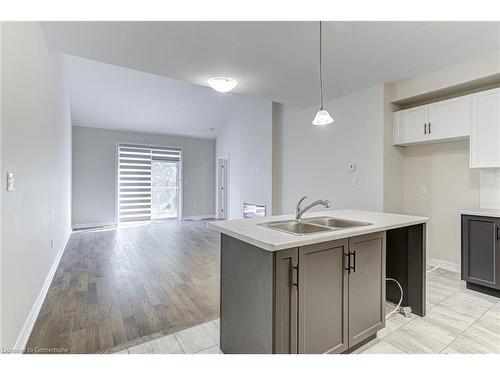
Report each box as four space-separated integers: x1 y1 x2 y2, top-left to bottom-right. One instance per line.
118 143 181 223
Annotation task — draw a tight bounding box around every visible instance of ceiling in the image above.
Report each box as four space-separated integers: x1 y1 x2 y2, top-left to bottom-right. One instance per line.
65 55 254 138
43 21 500 107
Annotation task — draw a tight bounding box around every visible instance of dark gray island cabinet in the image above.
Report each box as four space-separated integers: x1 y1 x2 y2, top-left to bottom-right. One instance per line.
209 209 428 354
461 211 500 297
275 233 385 354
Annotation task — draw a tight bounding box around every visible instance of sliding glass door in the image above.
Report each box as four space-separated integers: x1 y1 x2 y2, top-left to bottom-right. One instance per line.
151 160 179 219
118 143 181 224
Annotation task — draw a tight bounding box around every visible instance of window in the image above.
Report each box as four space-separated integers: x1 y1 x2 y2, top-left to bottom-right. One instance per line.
117 143 181 223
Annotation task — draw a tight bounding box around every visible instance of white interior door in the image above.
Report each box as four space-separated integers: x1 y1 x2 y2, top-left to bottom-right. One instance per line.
217 157 228 219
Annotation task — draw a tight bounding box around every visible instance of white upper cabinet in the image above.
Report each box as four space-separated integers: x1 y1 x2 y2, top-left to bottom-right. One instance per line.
393 106 428 145
393 95 471 146
428 96 471 141
470 87 500 168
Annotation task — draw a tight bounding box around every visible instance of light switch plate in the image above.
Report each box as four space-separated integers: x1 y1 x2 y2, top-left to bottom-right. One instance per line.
419 185 427 194
7 172 15 191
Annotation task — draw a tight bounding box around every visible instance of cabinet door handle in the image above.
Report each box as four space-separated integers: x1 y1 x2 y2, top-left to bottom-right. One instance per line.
497 226 500 241
349 251 356 273
429 122 431 134
344 253 351 273
291 265 299 289
424 123 427 134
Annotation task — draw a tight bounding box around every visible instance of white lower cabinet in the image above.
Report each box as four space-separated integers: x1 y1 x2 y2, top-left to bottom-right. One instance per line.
470 87 500 168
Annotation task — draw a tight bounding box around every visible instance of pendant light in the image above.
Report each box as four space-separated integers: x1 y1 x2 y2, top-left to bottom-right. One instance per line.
312 21 334 126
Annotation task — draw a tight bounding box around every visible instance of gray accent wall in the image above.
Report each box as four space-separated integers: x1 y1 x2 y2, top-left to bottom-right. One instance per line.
1 22 72 348
72 126 215 227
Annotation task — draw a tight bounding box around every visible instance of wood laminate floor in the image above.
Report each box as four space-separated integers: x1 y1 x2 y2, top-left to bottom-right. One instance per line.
26 220 220 354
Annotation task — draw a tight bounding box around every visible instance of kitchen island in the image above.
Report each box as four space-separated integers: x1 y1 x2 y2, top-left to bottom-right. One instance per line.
208 209 429 354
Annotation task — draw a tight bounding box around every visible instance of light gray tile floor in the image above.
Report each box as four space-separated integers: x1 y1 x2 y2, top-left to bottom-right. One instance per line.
117 269 499 354
357 269 500 354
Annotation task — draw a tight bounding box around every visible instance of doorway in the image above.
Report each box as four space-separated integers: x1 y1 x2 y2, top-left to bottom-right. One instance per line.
217 156 229 219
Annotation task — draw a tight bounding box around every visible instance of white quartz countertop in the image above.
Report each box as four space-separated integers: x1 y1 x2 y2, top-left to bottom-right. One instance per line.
460 208 500 218
207 209 429 251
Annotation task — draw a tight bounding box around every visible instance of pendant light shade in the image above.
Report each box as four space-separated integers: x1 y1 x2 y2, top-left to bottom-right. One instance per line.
312 109 334 126
312 21 334 126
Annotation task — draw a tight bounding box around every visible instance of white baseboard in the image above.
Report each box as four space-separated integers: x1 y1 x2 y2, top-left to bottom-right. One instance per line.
13 229 72 353
72 222 116 230
427 257 460 274
181 215 215 221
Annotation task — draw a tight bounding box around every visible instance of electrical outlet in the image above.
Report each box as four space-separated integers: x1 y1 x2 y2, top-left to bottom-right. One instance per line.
349 163 356 173
419 185 427 194
7 172 15 191
352 177 358 186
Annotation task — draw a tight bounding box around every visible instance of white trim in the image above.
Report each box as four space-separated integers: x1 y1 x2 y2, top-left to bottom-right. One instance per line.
427 257 460 274
181 215 215 221
216 155 230 220
72 222 116 230
13 230 72 353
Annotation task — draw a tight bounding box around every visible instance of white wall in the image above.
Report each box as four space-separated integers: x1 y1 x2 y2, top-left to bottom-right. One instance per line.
215 97 272 219
277 84 385 215
393 49 500 102
402 141 480 265
390 50 500 267
0 22 3 350
479 169 500 209
382 84 404 213
72 126 215 227
1 22 72 349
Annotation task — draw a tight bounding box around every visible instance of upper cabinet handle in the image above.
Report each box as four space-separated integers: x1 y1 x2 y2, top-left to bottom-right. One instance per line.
424 123 427 134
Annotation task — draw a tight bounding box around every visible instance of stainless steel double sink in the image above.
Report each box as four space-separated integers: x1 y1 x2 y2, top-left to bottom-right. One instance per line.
258 216 372 235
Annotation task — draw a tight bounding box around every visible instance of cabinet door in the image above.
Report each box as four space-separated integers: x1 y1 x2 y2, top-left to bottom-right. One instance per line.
393 105 428 145
462 215 499 289
428 95 471 141
470 88 500 168
348 232 386 347
274 248 298 354
298 240 348 354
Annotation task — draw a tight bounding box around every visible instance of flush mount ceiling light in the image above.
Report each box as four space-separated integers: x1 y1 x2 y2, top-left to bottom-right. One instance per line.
207 77 238 93
312 21 334 126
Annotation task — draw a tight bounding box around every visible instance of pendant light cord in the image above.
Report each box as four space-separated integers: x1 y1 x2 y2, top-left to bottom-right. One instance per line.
319 21 324 110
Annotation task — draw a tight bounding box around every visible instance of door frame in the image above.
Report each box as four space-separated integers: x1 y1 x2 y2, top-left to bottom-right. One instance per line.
216 155 230 220
115 142 184 225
